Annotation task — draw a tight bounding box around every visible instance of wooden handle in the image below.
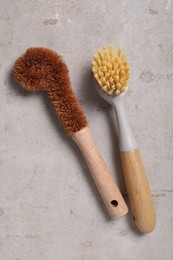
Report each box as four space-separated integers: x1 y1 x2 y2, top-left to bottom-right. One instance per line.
72 126 128 219
120 149 156 233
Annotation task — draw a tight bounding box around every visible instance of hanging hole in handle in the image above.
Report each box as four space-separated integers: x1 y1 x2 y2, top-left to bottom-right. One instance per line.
111 200 118 207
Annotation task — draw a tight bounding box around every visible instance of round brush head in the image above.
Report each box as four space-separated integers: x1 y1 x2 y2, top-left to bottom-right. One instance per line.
14 47 88 135
92 46 130 96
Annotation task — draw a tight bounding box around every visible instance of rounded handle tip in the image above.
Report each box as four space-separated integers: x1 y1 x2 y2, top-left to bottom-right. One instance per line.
135 214 156 233
109 199 128 219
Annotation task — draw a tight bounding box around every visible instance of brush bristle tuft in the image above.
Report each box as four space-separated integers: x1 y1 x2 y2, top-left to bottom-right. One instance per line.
92 46 130 96
14 47 88 134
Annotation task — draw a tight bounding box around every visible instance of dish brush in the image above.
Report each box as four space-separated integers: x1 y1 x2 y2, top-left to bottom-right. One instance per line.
92 46 156 232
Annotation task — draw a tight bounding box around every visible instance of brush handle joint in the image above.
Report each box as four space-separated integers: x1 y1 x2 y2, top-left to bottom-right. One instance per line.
112 100 137 152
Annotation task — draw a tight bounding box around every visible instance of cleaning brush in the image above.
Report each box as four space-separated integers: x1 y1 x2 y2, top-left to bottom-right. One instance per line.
14 47 128 219
92 46 156 232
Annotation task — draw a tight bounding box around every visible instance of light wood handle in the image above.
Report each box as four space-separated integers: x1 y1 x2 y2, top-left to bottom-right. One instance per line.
72 126 128 219
120 149 156 233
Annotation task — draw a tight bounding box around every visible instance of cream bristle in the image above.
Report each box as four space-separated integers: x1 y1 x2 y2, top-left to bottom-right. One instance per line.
92 46 130 96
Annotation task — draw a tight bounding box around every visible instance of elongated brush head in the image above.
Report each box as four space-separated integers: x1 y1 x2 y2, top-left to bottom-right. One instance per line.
92 46 130 96
14 47 88 135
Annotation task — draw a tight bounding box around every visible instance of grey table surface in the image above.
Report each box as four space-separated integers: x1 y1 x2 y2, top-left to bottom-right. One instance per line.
0 0 173 259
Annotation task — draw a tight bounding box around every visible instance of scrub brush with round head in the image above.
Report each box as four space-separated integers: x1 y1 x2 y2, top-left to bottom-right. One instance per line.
92 46 156 233
14 47 128 219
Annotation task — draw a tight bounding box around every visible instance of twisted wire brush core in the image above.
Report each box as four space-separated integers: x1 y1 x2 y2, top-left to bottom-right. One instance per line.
92 46 130 96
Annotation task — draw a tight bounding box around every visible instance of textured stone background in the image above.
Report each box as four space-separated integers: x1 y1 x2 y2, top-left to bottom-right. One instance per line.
0 0 173 259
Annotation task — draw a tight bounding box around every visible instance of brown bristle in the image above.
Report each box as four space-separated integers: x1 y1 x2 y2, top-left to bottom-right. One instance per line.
14 47 88 134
